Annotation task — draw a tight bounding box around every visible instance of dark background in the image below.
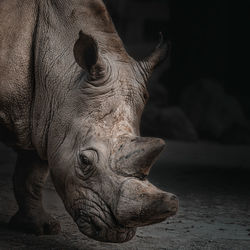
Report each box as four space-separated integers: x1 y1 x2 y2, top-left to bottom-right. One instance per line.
105 0 250 145
107 0 229 93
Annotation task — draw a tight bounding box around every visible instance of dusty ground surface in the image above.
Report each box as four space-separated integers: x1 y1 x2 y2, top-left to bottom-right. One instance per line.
0 141 250 250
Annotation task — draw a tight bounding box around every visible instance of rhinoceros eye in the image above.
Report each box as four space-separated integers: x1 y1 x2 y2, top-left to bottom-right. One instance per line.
78 149 98 167
79 154 92 166
77 150 97 179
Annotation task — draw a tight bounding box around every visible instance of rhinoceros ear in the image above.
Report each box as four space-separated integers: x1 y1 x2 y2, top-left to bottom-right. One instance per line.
139 33 170 80
73 31 103 78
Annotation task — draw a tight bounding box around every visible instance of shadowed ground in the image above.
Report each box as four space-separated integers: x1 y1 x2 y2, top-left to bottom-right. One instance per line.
0 141 250 250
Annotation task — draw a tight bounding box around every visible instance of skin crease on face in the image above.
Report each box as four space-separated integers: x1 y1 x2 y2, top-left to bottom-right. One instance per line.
0 0 178 243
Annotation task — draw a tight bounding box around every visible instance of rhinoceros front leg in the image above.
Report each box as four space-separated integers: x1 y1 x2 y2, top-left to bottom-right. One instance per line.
9 151 61 235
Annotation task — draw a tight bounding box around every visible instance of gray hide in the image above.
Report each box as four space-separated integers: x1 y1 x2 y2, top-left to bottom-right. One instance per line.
0 0 178 243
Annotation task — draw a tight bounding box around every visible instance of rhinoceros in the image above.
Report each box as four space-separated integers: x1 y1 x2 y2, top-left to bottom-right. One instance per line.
0 0 178 243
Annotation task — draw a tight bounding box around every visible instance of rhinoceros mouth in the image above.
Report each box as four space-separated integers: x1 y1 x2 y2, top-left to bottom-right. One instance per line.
76 215 136 242
71 199 136 243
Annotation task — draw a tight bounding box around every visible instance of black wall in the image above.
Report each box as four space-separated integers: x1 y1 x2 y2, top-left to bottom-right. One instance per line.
106 0 233 112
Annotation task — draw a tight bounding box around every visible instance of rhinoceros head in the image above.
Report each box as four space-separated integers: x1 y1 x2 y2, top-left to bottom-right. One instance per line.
47 31 178 243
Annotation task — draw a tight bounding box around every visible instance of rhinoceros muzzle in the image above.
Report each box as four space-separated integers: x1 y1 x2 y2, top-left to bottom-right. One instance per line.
72 195 137 243
74 179 178 243
76 215 136 243
115 178 178 228
73 182 178 243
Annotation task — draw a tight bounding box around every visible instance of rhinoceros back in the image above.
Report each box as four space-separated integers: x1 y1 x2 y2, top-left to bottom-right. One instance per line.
0 0 37 148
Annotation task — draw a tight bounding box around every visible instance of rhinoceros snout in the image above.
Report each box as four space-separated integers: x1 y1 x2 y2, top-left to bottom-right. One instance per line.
115 178 178 228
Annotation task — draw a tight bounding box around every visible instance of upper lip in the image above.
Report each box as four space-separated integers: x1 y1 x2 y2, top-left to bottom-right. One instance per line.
71 197 136 242
76 215 136 242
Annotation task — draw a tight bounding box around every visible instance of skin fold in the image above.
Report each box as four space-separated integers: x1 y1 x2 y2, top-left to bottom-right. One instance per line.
0 0 178 243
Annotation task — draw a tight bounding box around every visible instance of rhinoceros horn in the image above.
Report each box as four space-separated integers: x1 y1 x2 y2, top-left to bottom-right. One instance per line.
113 137 165 179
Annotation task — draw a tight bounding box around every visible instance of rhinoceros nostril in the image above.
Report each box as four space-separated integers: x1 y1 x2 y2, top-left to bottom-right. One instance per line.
170 195 177 201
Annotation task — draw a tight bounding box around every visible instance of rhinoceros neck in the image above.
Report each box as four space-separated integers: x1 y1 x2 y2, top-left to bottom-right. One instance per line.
31 0 128 159
0 0 38 149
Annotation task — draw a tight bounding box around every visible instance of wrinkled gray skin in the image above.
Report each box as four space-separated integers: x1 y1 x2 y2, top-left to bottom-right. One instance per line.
0 0 178 243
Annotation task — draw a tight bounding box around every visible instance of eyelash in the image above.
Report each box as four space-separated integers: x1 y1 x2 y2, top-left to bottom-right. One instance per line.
79 154 92 166
76 153 95 180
